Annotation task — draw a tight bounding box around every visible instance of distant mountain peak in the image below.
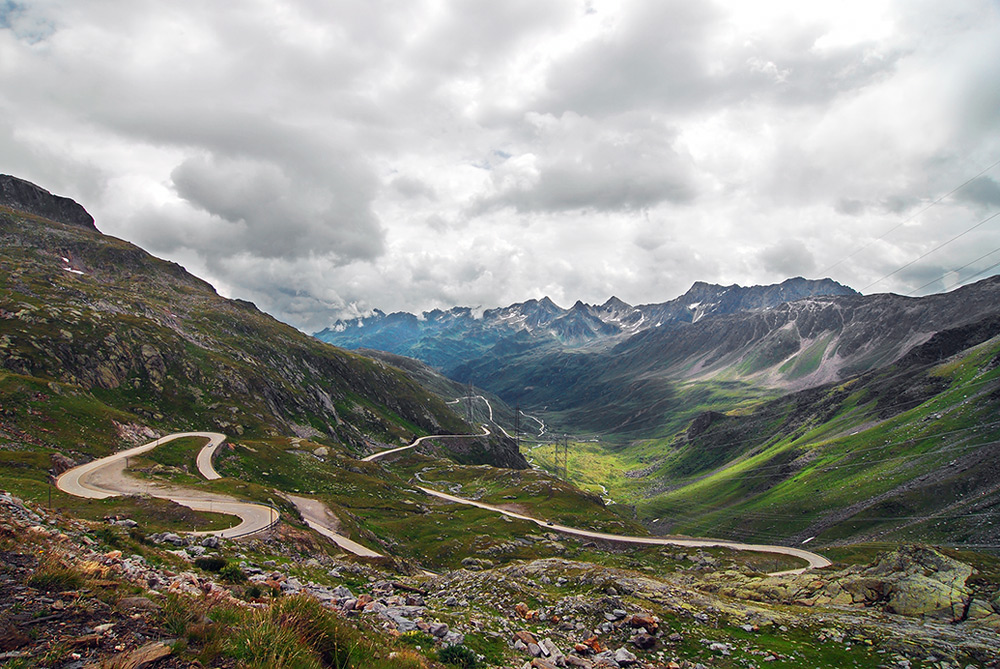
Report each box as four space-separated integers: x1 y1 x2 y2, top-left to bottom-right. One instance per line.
602 296 631 309
537 296 560 309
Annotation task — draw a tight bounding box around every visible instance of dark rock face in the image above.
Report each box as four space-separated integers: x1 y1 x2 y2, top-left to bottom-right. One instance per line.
0 175 96 230
686 411 727 440
434 433 530 470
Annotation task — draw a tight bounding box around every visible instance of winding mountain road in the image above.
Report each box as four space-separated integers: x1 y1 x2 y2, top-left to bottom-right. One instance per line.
57 428 830 574
362 431 831 574
283 493 383 558
56 432 278 538
416 486 829 575
362 426 491 462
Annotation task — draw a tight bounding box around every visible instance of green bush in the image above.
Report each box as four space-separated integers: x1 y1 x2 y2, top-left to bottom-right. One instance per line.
398 630 435 647
160 593 201 638
219 563 247 583
93 526 126 548
224 595 363 669
439 644 478 668
194 555 227 572
224 610 322 669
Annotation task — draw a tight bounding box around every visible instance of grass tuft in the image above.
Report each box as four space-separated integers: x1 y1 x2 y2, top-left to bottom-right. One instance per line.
26 556 85 592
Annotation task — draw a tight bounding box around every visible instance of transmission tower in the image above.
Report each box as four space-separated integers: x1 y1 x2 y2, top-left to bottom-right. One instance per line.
555 435 569 480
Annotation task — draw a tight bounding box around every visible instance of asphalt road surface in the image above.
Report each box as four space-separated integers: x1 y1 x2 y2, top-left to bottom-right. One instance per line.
417 485 830 575
56 432 278 538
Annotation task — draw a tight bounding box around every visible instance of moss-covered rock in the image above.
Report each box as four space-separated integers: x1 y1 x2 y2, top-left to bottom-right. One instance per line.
699 545 975 622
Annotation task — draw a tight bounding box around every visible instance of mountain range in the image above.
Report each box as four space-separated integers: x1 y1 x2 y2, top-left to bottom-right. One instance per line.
315 277 858 377
317 274 1000 437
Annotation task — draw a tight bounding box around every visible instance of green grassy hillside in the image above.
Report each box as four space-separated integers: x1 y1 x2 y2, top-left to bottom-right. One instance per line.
0 205 540 475
532 320 1000 551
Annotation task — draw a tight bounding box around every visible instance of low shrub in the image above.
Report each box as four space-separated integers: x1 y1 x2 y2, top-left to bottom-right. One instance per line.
439 644 478 668
219 563 247 583
194 555 227 572
161 593 201 638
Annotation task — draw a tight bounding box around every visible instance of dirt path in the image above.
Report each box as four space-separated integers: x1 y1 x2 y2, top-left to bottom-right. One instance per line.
283 494 383 557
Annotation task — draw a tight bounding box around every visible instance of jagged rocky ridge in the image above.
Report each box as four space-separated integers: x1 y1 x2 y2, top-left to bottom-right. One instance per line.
314 278 858 371
436 276 1000 436
0 174 96 230
316 270 1000 440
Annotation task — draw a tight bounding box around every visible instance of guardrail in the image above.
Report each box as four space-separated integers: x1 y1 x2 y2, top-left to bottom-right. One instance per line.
222 501 281 539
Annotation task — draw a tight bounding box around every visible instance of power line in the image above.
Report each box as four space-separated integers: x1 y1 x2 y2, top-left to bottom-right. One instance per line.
818 157 1000 277
862 209 1000 291
509 323 1000 461
906 245 1000 296
517 374 1000 491
621 371 1000 479
949 256 1000 292
658 436 1000 488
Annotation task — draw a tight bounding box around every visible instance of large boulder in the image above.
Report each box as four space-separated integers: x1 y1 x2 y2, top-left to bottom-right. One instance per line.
704 545 975 622
865 545 973 621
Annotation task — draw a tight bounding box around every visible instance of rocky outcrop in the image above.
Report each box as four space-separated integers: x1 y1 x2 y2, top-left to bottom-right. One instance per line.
0 175 96 230
435 433 529 470
702 545 985 623
860 545 973 620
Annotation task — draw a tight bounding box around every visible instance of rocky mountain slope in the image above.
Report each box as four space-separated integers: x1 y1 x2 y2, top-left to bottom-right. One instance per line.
4 490 999 668
0 175 523 469
444 276 1000 437
622 312 1000 547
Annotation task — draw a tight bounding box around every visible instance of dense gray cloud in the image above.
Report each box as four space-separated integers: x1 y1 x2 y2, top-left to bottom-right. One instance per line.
957 177 1000 208
759 239 816 277
473 112 697 213
170 153 383 261
1 0 999 332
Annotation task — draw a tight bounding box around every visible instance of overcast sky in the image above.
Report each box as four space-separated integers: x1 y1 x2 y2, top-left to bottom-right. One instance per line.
3 0 1000 331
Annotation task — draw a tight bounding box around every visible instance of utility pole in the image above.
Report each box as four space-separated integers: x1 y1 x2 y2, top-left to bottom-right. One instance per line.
563 435 569 480
514 404 521 452
466 383 474 426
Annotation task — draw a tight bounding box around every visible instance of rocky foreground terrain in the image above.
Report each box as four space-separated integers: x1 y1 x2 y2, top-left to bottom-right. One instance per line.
3 492 998 669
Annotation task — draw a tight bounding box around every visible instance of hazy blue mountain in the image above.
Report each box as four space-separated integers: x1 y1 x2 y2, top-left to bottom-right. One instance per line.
315 277 859 373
